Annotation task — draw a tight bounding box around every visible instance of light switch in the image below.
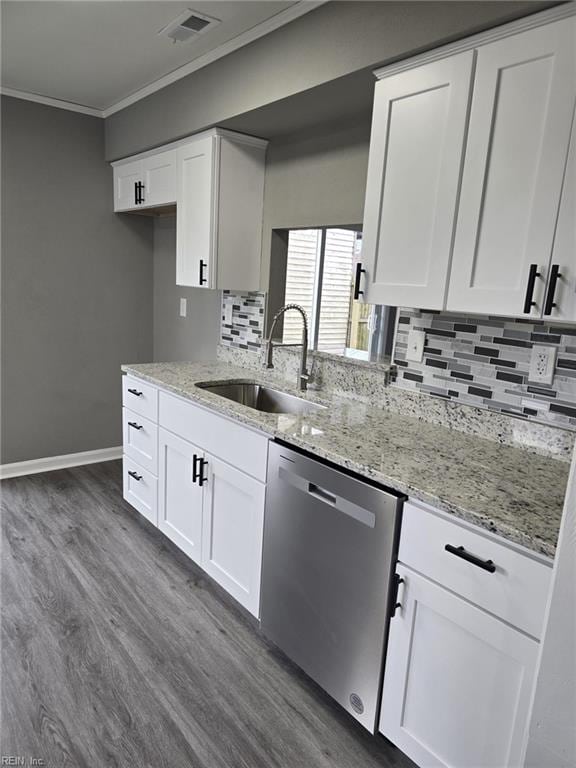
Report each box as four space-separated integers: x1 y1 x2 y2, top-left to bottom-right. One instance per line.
224 303 233 325
406 329 425 362
179 298 187 317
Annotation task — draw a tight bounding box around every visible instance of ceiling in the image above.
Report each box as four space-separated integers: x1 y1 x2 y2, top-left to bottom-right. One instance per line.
1 1 315 114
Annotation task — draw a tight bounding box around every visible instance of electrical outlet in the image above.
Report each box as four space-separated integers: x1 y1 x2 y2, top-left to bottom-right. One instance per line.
406 329 425 363
224 304 233 325
529 345 557 385
179 298 187 317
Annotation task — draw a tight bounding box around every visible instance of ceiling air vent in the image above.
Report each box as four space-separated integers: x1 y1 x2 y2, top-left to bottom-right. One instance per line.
158 9 221 43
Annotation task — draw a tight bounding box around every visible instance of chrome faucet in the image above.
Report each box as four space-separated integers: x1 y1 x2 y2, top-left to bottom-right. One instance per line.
265 304 310 391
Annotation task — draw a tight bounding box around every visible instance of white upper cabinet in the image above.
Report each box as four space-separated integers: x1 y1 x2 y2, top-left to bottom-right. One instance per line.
362 52 473 309
176 132 267 290
113 150 176 212
113 158 142 212
545 104 576 322
176 136 215 288
141 149 177 208
112 129 267 291
447 18 576 317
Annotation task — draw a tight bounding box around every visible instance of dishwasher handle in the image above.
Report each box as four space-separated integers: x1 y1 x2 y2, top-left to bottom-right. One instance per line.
308 483 336 506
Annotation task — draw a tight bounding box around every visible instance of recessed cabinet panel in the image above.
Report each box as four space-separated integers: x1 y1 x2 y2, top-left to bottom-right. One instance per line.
141 150 177 208
176 136 215 288
202 456 265 617
362 52 473 309
546 105 576 322
380 566 539 768
447 18 576 316
158 428 204 565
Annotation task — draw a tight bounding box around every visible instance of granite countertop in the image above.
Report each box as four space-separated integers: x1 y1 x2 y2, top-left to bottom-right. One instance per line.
122 360 570 558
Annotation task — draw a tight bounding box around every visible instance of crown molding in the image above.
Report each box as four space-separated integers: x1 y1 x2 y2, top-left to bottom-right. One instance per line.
1 1 327 121
374 1 576 80
102 0 328 118
0 86 103 117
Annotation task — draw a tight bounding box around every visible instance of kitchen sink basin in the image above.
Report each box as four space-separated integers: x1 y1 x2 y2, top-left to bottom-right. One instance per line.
196 381 327 415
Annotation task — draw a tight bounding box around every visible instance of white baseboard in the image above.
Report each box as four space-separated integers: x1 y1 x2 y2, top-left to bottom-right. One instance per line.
0 446 122 480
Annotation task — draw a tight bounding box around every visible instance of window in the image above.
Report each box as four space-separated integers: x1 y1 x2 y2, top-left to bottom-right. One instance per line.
279 227 394 361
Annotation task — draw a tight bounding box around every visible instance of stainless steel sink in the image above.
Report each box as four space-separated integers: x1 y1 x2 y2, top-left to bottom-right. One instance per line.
196 381 326 415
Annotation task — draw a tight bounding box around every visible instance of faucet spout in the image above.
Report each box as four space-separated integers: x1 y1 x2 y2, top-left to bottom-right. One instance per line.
265 304 310 391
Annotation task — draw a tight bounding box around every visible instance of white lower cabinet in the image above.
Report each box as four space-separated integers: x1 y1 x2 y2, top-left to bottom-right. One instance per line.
380 565 539 768
123 381 268 619
158 428 204 566
202 456 266 617
380 500 552 768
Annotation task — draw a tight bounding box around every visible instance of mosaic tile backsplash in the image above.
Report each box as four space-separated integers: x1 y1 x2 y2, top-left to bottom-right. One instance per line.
394 309 576 430
220 291 265 351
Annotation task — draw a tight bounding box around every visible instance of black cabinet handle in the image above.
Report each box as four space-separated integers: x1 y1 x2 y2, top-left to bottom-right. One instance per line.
353 262 366 301
390 573 405 618
138 182 145 204
128 421 143 430
134 181 139 206
199 259 207 286
544 264 562 316
523 264 541 314
445 544 496 573
192 455 208 486
198 458 208 486
128 470 142 481
192 454 199 484
127 388 143 397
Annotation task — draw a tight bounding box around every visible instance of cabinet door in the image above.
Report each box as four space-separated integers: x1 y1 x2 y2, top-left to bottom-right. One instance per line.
176 136 215 288
141 150 177 208
158 428 204 565
113 159 142 211
201 455 265 617
447 18 576 317
361 52 473 309
380 566 539 768
545 105 576 322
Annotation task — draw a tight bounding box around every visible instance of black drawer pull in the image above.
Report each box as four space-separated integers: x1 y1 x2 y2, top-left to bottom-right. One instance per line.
544 264 562 316
523 264 541 314
127 388 143 397
445 544 496 573
134 181 139 206
353 262 366 300
128 470 142 481
128 422 143 430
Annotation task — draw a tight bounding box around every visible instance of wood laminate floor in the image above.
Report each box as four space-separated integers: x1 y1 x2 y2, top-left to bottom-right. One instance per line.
1 460 415 768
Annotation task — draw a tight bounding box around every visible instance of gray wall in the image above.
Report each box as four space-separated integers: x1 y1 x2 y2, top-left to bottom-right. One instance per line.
260 117 372 290
105 1 542 161
1 96 153 464
526 449 576 768
153 217 220 362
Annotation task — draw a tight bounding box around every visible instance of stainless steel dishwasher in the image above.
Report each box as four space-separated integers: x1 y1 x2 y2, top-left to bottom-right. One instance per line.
261 440 404 733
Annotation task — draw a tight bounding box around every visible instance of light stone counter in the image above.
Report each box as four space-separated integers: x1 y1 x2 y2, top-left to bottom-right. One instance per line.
122 360 570 558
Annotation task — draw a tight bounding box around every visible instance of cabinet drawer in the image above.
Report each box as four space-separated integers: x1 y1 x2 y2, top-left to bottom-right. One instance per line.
159 391 268 482
122 408 158 475
123 455 157 526
399 502 552 639
122 376 158 422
